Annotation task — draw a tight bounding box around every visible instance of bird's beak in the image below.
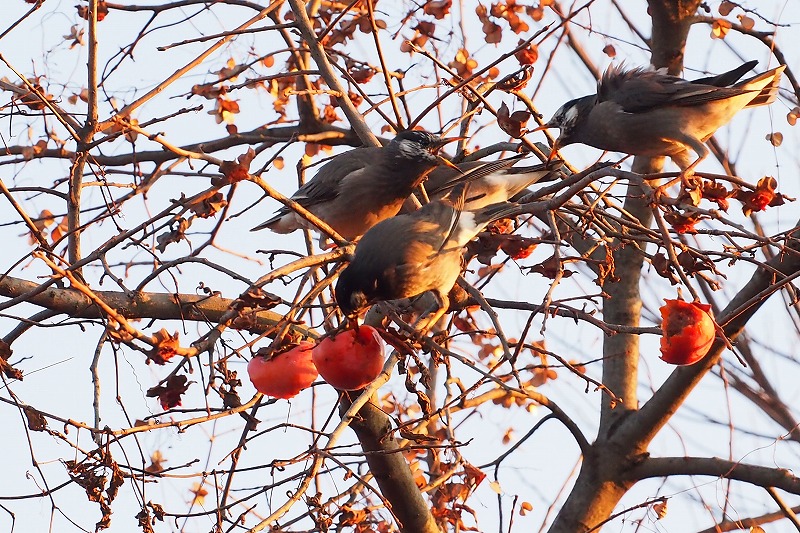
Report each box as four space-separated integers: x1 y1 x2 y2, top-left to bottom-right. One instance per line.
437 155 463 172
432 136 466 173
532 122 553 132
547 140 561 162
431 136 466 152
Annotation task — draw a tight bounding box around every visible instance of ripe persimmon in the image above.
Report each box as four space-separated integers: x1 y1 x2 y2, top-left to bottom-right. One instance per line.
248 341 318 398
312 325 385 390
659 299 715 365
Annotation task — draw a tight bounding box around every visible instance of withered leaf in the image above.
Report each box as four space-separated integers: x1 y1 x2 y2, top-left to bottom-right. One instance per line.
733 176 790 216
701 180 732 211
77 1 109 21
24 405 47 431
423 0 452 19
664 210 706 234
217 147 255 185
514 40 538 65
156 218 190 252
236 287 282 309
529 255 574 279
148 328 181 365
651 252 679 285
188 192 227 218
495 65 533 92
0 340 23 380
147 374 190 409
497 102 530 138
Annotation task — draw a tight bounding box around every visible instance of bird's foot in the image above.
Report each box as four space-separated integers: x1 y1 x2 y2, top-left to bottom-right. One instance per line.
647 179 678 205
679 169 702 191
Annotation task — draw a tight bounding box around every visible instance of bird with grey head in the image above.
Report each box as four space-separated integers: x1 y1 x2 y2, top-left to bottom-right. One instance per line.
251 130 459 241
536 60 785 174
335 178 529 333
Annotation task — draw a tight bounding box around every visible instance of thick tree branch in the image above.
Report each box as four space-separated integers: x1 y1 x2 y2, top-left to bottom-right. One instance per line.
0 274 315 341
619 222 800 449
626 456 800 494
287 0 379 147
340 391 441 533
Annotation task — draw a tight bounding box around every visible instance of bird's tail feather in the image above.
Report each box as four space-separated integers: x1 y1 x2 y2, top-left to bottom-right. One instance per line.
692 60 757 87
741 65 786 107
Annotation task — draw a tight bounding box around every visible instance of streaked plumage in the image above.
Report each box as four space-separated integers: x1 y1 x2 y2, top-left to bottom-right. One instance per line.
404 155 563 212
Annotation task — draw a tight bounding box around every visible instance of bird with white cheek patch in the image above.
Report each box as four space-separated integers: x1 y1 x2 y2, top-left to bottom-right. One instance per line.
536 61 785 178
251 130 460 241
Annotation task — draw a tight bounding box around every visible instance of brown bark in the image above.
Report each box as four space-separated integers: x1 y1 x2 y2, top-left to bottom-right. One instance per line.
341 392 441 533
547 2 704 531
0 274 313 340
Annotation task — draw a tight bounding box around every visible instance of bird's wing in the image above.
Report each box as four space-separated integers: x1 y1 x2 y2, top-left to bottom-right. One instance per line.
254 149 377 229
288 148 380 206
599 65 752 113
436 183 468 253
425 154 528 200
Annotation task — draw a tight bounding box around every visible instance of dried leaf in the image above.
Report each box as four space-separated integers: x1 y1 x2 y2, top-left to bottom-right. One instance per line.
156 218 190 252
526 6 544 21
663 210 706 234
737 14 755 30
423 0 452 19
24 406 47 431
484 22 502 44
733 176 789 216
766 131 783 146
77 1 109 21
349 68 374 84
529 255 574 279
701 180 732 211
651 252 679 285
653 500 667 519
188 192 227 218
711 19 732 39
462 461 486 488
146 374 190 409
145 451 167 474
787 106 800 126
236 287 282 310
217 148 255 184
148 329 181 365
718 1 735 15
497 102 530 138
602 44 617 57
189 482 208 506
495 66 533 92
0 340 23 380
448 48 478 77
514 40 538 65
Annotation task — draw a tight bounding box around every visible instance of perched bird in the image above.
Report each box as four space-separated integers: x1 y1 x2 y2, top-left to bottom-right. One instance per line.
403 155 563 212
251 130 458 240
537 61 785 174
335 181 526 330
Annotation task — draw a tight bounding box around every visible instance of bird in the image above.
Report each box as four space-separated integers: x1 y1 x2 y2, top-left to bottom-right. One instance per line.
335 180 528 332
403 154 563 212
536 61 785 175
251 130 459 241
